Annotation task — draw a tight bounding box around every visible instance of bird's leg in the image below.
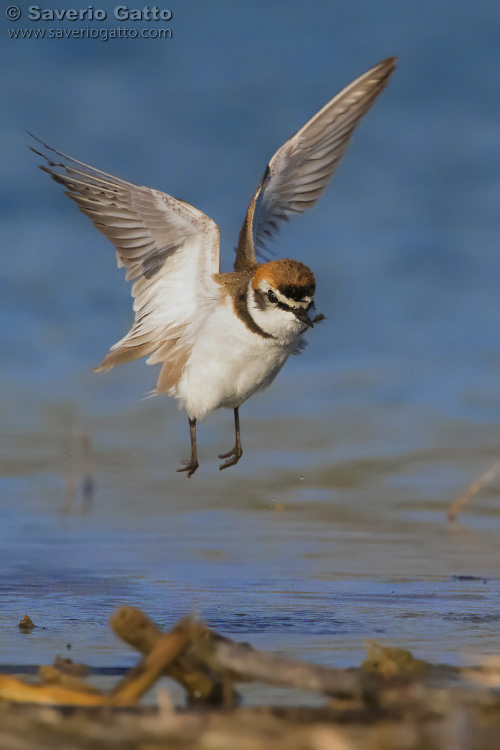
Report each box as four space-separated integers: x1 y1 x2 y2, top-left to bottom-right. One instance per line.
177 418 199 478
219 408 243 470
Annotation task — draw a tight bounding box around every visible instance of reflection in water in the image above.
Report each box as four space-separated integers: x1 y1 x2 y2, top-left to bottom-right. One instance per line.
60 408 94 515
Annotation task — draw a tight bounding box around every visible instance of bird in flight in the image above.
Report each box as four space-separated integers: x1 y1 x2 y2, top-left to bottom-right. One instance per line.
32 57 396 477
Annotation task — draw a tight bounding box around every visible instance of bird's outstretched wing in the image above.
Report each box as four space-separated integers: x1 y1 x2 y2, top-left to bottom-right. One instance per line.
32 138 220 384
234 57 396 271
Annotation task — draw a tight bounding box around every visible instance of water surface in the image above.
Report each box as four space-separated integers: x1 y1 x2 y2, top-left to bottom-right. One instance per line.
2 0 500 700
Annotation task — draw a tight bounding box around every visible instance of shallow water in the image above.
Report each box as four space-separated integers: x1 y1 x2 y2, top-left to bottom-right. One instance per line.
2 375 500 685
2 0 500 701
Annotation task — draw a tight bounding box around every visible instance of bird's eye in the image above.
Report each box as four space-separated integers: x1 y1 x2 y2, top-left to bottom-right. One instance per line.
267 289 278 304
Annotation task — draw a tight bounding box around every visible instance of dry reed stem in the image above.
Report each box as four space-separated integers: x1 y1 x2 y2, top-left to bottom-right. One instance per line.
447 458 500 522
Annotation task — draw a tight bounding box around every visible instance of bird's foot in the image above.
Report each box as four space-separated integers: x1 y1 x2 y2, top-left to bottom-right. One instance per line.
218 446 243 471
218 445 238 459
177 459 199 478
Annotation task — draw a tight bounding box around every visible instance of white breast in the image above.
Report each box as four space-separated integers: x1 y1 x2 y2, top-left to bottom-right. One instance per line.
170 295 299 420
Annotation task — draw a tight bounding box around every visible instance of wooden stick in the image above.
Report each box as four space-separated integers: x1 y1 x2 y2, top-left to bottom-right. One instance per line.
448 459 500 522
192 634 363 699
110 606 234 705
38 665 101 695
0 676 110 706
109 618 192 704
110 606 162 654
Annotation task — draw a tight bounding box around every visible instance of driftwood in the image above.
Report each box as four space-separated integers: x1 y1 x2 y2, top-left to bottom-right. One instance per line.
0 607 467 709
109 606 236 705
38 665 102 695
111 606 364 702
1 606 499 749
109 617 193 703
192 632 364 699
0 675 110 706
0 608 382 708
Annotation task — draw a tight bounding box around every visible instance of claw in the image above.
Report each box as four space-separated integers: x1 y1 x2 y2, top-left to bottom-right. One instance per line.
218 447 237 459
219 448 242 471
177 460 199 478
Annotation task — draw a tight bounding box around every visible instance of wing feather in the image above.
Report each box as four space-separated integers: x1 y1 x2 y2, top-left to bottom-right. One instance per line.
32 137 220 376
234 57 396 270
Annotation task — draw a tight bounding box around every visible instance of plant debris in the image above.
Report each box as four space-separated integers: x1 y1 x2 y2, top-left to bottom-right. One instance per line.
1 606 500 749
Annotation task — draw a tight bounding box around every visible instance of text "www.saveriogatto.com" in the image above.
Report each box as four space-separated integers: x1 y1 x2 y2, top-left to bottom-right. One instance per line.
6 5 174 41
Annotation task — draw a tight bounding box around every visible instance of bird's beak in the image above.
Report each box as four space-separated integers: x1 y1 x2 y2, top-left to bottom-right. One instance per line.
293 307 314 328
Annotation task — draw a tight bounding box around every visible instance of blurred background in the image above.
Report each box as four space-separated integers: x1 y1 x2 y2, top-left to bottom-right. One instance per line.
1 1 500 688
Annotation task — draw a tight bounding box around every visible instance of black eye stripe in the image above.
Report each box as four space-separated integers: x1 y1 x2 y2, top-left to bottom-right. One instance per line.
278 284 315 301
263 288 313 312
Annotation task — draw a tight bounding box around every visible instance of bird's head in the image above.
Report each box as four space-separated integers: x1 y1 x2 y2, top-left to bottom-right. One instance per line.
248 259 317 340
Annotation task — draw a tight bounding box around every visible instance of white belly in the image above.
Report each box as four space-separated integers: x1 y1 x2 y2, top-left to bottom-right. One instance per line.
171 299 298 420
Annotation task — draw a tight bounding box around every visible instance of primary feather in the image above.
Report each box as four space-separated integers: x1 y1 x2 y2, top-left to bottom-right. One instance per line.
31 138 220 373
235 57 396 270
